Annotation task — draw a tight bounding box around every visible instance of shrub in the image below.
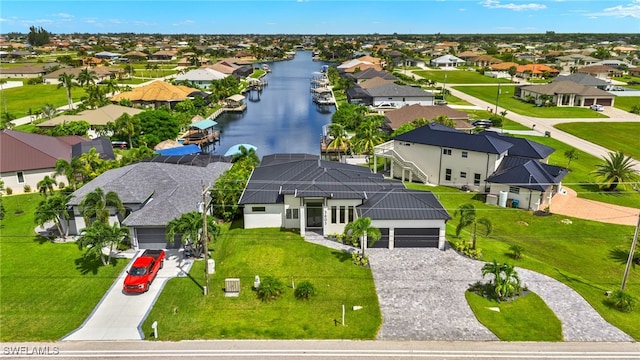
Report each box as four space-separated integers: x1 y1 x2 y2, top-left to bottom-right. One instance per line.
452 240 483 260
23 185 31 193
609 290 636 313
58 182 65 189
256 276 284 302
5 187 12 195
294 281 317 300
351 252 369 267
509 244 524 259
630 105 640 115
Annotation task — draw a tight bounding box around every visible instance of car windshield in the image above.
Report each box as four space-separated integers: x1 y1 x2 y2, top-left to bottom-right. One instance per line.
129 267 147 276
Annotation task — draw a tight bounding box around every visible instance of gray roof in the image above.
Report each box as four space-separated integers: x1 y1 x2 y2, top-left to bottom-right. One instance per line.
358 188 451 221
68 161 232 226
366 83 435 98
552 73 610 87
486 156 568 192
175 68 227 82
394 123 513 155
482 131 555 159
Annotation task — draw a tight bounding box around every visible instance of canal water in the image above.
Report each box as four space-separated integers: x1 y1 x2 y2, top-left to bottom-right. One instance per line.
211 50 335 158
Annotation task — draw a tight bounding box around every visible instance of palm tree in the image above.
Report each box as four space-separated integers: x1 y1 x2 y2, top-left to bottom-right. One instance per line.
564 148 579 169
432 115 455 128
481 261 521 301
77 68 97 88
37 175 56 197
77 221 129 265
79 187 125 226
34 192 72 237
327 123 350 158
454 203 492 250
57 72 76 110
41 104 57 120
113 113 137 149
353 119 384 157
343 216 381 257
102 78 120 96
166 211 219 258
78 148 106 182
507 66 517 82
592 151 640 191
55 157 82 190
231 145 260 168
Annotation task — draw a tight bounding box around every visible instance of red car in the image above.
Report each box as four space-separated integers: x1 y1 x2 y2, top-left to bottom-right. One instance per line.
123 250 165 294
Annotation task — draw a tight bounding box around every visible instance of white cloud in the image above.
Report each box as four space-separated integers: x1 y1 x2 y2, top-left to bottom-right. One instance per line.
480 0 546 11
55 13 73 18
596 1 640 19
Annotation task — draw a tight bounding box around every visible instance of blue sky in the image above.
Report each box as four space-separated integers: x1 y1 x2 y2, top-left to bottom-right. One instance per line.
1 1 639 34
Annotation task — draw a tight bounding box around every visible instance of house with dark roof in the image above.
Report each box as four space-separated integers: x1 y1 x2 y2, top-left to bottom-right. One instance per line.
516 81 616 107
0 130 87 194
552 73 611 90
345 68 397 84
372 124 567 211
66 160 232 250
360 83 435 108
382 104 470 131
239 154 451 249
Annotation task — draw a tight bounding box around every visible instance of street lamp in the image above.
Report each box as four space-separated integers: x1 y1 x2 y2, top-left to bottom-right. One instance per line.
200 183 213 295
494 81 501 114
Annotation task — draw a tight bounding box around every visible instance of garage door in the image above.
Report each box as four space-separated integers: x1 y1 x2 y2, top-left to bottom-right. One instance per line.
583 98 595 106
596 98 612 106
371 228 389 248
394 228 439 248
136 227 181 250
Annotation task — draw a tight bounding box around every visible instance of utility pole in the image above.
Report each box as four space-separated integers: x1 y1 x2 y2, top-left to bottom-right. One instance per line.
495 81 501 114
442 73 447 102
621 214 640 291
201 184 212 295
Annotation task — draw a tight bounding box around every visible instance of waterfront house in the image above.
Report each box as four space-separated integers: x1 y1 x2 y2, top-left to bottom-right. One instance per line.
515 81 616 107
110 80 210 109
174 68 228 88
429 55 465 68
239 154 451 249
382 104 470 131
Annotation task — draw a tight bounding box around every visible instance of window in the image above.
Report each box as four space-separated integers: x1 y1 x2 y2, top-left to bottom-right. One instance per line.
474 173 481 186
445 168 452 181
339 206 346 223
442 148 452 156
509 186 520 194
460 172 467 179
251 206 266 212
285 208 299 220
331 206 337 224
17 172 25 183
462 151 468 158
348 206 354 223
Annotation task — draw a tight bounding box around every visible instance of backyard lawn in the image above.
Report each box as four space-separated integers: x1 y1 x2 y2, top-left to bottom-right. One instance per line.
454 86 610 119
3 84 87 119
142 227 381 340
413 70 511 84
613 96 640 112
0 194 126 341
406 183 640 341
554 122 640 161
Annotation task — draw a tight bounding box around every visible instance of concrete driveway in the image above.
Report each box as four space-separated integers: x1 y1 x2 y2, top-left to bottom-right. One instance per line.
62 250 193 341
367 248 633 342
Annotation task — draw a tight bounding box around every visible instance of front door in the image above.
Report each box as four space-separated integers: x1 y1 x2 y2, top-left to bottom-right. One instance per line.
306 202 323 228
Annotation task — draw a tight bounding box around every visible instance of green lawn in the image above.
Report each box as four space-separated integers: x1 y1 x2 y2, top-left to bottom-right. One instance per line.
407 183 640 340
413 70 511 84
613 97 640 112
117 77 149 85
454 86 610 119
465 291 563 341
0 194 127 341
464 109 530 131
4 84 87 119
554 122 640 161
142 227 381 340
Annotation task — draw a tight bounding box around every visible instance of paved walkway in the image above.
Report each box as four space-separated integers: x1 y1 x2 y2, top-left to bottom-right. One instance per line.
62 250 193 341
305 235 634 342
551 187 640 226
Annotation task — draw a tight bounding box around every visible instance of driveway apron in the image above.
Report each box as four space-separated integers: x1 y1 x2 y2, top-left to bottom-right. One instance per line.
62 250 193 341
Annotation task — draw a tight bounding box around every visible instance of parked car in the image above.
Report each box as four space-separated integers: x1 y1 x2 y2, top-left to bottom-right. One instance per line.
371 102 398 110
590 104 604 111
123 250 165 294
434 100 448 105
472 120 493 128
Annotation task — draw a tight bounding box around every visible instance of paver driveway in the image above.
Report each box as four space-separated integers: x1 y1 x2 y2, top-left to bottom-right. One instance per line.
367 248 633 342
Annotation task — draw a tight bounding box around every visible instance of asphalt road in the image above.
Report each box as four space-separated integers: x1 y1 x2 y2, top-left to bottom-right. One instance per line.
2 340 640 359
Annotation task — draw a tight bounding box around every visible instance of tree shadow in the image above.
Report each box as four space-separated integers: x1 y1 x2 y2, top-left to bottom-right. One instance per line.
33 235 52 244
229 219 244 230
74 255 102 275
609 248 639 267
332 250 352 263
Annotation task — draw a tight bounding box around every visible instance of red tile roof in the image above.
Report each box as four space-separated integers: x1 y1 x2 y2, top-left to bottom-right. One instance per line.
0 130 86 172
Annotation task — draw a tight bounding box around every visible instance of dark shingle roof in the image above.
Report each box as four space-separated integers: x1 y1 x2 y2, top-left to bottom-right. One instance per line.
366 83 435 98
486 156 568 191
358 188 451 220
481 131 555 159
68 161 232 226
394 123 513 154
347 68 397 81
71 137 115 160
552 73 610 87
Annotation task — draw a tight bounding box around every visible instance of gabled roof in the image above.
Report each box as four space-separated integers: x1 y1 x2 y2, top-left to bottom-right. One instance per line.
175 68 227 82
394 123 513 154
359 76 397 90
0 130 86 172
486 156 568 191
384 104 469 130
68 161 232 226
481 131 554 159
71 137 115 160
552 73 610 87
430 55 465 64
358 188 450 220
110 80 198 102
366 83 434 98
37 104 143 127
347 68 396 81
